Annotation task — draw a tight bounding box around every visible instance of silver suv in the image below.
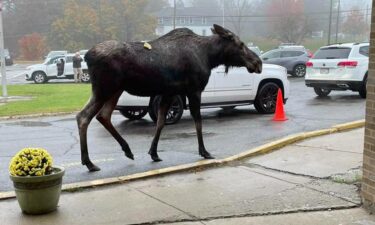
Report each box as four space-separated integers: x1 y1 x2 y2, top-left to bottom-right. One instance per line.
261 48 310 77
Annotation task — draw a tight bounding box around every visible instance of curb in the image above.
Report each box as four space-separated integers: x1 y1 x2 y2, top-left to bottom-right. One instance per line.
0 119 365 200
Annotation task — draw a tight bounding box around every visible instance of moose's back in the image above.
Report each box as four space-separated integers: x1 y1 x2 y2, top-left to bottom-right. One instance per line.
85 28 211 97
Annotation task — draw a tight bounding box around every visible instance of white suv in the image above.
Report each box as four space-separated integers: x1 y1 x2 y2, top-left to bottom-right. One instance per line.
25 54 90 84
305 43 369 98
115 64 290 124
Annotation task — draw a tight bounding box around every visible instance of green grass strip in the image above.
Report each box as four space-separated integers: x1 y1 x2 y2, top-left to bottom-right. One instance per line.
0 84 91 117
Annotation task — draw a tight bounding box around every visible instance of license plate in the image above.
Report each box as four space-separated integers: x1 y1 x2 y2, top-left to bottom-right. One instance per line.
320 68 329 74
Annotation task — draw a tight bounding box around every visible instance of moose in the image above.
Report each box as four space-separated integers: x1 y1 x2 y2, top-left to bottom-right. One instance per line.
77 24 262 171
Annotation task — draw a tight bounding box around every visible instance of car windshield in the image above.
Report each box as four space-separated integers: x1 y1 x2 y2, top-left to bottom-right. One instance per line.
313 47 351 59
261 50 280 59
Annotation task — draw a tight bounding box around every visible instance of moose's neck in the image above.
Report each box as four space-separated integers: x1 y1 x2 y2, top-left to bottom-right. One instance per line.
199 35 227 70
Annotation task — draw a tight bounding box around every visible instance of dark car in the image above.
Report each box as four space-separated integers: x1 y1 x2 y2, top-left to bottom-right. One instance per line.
5 49 13 66
261 48 310 77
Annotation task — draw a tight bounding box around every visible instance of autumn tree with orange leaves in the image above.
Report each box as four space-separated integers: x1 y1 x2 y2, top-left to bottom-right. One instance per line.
267 0 312 44
18 33 48 60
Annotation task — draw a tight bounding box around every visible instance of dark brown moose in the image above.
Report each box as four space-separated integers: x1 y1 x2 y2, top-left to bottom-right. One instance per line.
77 24 262 171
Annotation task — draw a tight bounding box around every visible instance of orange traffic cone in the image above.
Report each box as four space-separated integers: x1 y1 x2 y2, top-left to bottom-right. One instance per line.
273 88 288 121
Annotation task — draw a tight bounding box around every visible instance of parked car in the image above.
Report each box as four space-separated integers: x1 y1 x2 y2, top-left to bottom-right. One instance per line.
44 50 68 59
261 48 310 77
4 49 13 66
247 45 262 56
115 64 290 124
79 49 88 56
305 42 369 98
25 54 90 84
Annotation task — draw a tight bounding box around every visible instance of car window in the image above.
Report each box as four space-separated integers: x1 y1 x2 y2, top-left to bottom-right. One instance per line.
262 50 280 59
281 51 304 57
359 46 369 57
313 47 351 59
66 56 73 63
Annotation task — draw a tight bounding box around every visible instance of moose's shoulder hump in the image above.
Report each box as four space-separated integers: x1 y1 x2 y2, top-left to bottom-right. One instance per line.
159 28 196 40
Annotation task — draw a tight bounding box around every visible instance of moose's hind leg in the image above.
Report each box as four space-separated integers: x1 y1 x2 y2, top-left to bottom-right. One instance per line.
77 97 105 172
149 96 173 162
96 90 134 160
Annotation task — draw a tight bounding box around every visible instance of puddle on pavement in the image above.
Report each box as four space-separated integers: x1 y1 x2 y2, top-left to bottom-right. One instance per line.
161 131 215 140
5 121 52 127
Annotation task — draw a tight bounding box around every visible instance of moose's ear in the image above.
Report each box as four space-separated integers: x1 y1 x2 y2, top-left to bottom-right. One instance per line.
213 24 233 40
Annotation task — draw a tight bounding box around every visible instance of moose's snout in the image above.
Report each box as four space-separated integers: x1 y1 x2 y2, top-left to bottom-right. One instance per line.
254 58 262 73
246 57 262 74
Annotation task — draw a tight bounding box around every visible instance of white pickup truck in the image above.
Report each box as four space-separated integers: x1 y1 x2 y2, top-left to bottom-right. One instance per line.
115 64 290 124
25 54 90 83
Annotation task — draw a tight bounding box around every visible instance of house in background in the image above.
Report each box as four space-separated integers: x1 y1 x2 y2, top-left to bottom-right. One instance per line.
155 0 220 36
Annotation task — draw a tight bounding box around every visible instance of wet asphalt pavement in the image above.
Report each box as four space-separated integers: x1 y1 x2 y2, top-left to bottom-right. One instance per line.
0 77 366 192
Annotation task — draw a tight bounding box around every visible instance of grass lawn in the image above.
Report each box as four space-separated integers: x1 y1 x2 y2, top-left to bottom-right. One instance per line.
0 84 91 117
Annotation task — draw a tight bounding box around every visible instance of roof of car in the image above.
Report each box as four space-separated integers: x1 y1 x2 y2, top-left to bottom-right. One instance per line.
321 42 369 49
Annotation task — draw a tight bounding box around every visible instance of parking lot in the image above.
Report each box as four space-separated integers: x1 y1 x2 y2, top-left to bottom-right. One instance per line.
0 74 365 192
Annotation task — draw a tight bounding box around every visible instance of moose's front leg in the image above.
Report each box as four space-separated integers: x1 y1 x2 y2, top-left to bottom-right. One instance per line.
188 92 214 159
149 96 173 162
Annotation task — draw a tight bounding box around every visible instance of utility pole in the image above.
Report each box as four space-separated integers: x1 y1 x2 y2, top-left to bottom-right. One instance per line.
335 0 340 43
222 0 225 27
0 0 7 97
327 0 333 45
173 0 176 29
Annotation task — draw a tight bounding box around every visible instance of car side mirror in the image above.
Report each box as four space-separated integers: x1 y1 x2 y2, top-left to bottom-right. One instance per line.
262 57 268 61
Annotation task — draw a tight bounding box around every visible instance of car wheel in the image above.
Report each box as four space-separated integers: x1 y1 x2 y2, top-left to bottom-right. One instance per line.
293 64 306 77
314 87 331 97
33 72 48 84
254 82 279 114
149 95 184 125
359 76 367 99
119 109 148 120
80 71 91 83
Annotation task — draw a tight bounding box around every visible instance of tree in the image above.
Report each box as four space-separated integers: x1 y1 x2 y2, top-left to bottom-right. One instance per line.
266 0 312 44
18 33 48 60
342 7 367 39
223 0 256 38
49 0 100 52
49 0 161 51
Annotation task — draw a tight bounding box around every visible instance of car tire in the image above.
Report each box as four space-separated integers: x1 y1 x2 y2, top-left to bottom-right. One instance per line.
33 71 48 84
292 64 306 77
119 109 148 120
314 87 331 97
359 76 367 99
254 82 280 114
149 95 184 125
80 71 91 83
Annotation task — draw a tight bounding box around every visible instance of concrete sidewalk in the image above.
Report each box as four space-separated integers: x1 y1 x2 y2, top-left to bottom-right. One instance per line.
1 128 374 225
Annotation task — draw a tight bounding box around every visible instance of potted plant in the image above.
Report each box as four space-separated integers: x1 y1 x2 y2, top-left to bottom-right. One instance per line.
9 147 65 215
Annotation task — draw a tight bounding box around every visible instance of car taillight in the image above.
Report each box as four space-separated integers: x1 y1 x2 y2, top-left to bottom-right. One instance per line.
337 61 358 68
306 61 313 67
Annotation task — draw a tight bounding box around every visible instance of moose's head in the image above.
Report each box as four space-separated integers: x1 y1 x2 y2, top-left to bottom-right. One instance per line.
211 24 262 74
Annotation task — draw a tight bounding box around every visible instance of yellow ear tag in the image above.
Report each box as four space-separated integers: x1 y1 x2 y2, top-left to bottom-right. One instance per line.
143 42 152 50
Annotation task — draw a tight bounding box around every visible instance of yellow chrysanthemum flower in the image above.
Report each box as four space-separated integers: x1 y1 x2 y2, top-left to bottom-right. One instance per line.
9 148 53 176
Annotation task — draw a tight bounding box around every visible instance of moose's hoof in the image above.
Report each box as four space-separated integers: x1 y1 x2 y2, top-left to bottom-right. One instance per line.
85 162 101 172
125 152 134 160
200 152 215 159
149 153 163 162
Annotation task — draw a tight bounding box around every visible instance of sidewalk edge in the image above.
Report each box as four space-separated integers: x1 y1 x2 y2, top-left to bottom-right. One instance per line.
0 119 365 200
